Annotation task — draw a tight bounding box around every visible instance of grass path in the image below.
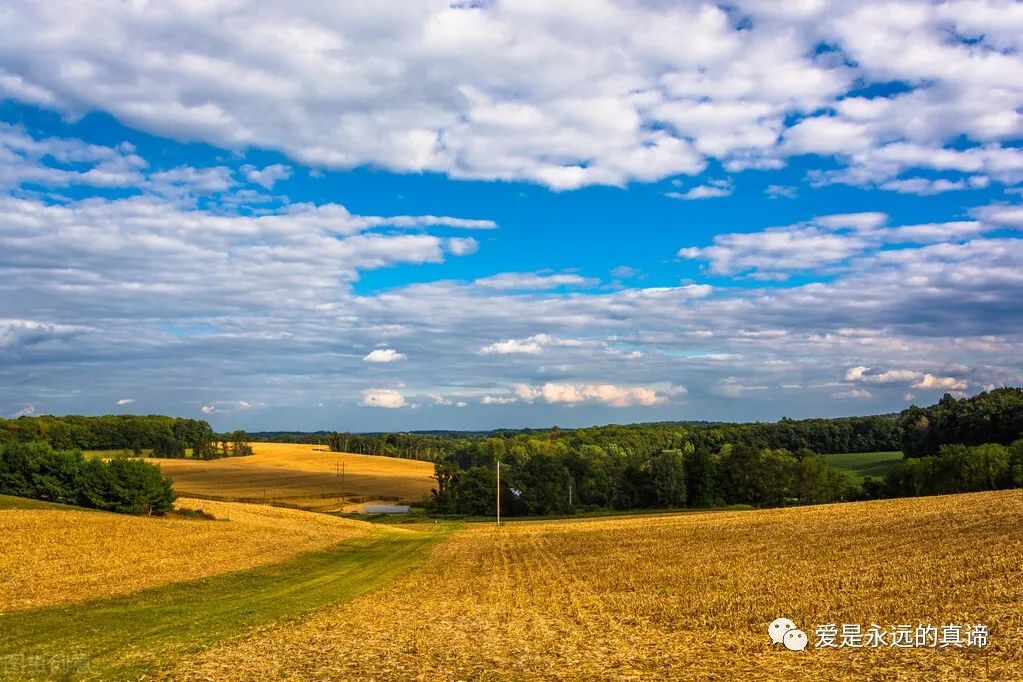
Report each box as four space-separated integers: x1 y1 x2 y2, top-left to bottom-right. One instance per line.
0 522 456 680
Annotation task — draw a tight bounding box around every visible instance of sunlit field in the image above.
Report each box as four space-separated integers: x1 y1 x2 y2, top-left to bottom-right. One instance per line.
0 495 372 612
176 490 1023 681
149 442 436 511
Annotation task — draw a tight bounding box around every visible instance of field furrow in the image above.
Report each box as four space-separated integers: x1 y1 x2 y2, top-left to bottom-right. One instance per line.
173 490 1023 681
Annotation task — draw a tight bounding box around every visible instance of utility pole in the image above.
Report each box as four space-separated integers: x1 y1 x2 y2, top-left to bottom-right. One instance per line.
496 460 501 527
336 457 345 505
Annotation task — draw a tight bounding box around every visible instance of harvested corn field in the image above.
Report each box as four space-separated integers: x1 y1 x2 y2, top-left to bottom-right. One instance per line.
175 490 1023 681
150 442 435 511
0 497 372 612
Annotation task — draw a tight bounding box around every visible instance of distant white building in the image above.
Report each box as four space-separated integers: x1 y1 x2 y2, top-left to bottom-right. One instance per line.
362 504 411 514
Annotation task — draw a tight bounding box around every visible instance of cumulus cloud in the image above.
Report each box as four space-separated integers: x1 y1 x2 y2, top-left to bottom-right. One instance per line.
511 382 681 407
3 2 1022 192
480 334 554 355
845 366 970 392
364 349 406 363
242 164 292 189
679 212 1005 279
360 389 406 409
200 405 216 414
845 366 923 384
912 374 969 391
115 398 135 405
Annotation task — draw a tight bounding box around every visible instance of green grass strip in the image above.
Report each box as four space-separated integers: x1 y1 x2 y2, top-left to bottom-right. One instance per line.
0 524 457 680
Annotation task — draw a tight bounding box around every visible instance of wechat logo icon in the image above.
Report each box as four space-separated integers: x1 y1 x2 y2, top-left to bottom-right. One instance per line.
770 617 808 651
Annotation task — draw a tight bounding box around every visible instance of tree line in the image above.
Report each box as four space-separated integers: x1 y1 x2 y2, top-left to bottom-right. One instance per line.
431 389 1023 516
898 387 1023 457
0 440 176 514
309 414 901 463
871 440 1023 499
0 415 252 460
429 436 856 516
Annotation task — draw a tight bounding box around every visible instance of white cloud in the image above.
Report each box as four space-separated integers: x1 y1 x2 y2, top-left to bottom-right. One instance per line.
765 184 797 199
481 395 518 405
3 2 1021 190
665 179 732 200
912 374 969 391
359 389 406 409
974 203 1023 228
364 348 406 363
474 272 596 290
679 212 1006 279
149 165 234 196
512 382 680 407
845 366 923 384
242 164 292 189
115 398 135 405
200 404 216 414
480 334 551 355
11 405 35 418
832 389 873 399
880 176 988 195
679 221 873 279
714 378 769 399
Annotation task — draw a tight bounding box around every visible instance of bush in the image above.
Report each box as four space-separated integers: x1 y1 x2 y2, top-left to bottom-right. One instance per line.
0 440 176 515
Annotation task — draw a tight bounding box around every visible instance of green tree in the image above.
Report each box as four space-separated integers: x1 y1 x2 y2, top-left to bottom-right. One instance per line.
647 449 687 507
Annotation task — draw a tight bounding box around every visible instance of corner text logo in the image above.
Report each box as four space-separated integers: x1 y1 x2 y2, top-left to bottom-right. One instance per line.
770 618 990 652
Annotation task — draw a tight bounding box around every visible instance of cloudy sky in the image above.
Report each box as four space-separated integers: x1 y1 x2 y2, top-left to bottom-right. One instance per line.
1 0 1022 431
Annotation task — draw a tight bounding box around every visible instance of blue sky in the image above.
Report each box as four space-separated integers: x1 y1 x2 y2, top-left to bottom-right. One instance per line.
1 1 1021 431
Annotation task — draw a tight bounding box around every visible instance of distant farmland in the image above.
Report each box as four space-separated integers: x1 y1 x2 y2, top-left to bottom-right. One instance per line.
825 450 904 483
149 442 436 511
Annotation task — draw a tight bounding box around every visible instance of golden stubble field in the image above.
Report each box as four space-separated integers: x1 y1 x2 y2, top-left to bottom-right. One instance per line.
149 442 436 511
175 490 1023 681
0 498 372 612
